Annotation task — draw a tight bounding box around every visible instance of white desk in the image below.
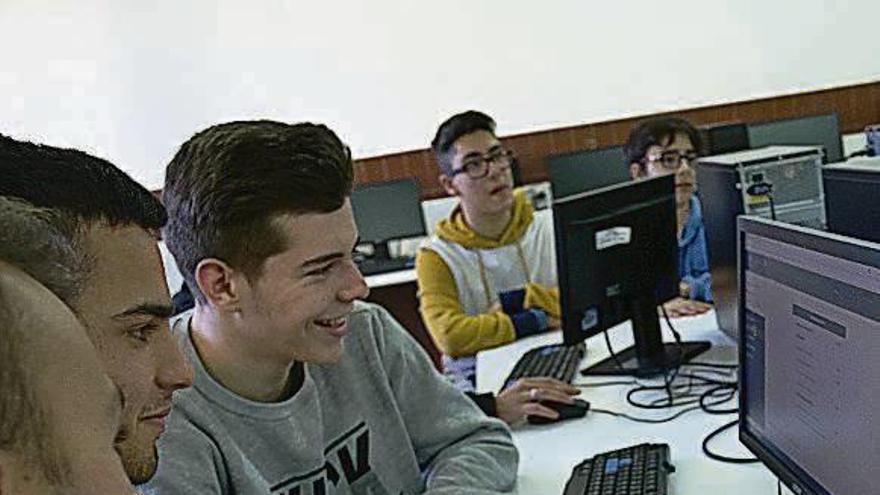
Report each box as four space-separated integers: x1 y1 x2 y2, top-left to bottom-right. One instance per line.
364 268 417 289
477 311 785 494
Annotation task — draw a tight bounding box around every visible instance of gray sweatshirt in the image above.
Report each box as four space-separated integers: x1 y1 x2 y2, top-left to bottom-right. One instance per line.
138 302 518 495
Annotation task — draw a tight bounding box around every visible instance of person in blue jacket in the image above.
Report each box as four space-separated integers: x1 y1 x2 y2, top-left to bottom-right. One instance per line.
624 116 713 317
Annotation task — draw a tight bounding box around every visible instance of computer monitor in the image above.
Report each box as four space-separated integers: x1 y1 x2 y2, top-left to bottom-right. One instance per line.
350 178 426 259
738 216 880 495
748 113 842 163
823 162 880 243
700 122 750 155
545 145 630 199
553 175 711 376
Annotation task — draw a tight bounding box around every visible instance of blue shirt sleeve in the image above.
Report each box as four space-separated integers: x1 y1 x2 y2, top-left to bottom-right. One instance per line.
679 195 713 302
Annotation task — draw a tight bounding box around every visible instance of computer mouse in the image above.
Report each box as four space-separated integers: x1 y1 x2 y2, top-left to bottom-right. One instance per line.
527 398 590 425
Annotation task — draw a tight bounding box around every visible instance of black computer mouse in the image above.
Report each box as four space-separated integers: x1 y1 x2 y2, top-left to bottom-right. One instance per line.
527 398 590 425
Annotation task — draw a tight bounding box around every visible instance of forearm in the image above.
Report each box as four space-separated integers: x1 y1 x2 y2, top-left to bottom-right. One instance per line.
422 427 518 494
523 282 561 318
377 308 518 493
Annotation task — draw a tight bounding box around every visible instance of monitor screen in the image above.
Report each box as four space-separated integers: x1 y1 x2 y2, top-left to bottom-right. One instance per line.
545 145 630 199
738 216 880 495
748 113 842 163
350 178 426 246
823 163 880 243
554 175 710 376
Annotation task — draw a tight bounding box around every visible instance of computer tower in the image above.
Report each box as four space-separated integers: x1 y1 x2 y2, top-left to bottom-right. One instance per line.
696 146 826 339
823 161 880 243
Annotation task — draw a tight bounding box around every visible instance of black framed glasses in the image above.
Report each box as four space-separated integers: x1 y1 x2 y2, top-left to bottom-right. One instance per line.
644 149 699 171
450 148 515 180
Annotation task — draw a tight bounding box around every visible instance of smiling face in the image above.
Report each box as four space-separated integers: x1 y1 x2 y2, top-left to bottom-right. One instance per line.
71 225 193 484
232 200 370 365
439 130 515 217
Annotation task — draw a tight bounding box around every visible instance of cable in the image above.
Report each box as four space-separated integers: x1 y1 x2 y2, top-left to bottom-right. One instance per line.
602 328 624 371
595 387 736 425
699 385 738 414
625 372 735 409
572 380 638 389
591 405 702 424
701 418 759 464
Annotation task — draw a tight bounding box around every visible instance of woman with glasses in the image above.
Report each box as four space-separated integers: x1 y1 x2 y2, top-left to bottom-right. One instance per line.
416 111 579 426
624 116 713 317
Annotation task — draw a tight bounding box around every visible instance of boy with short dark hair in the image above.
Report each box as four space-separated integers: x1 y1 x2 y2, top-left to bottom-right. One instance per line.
144 120 517 494
418 111 579 426
624 116 713 317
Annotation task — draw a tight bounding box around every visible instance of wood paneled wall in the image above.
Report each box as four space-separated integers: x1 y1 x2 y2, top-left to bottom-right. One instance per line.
353 80 880 199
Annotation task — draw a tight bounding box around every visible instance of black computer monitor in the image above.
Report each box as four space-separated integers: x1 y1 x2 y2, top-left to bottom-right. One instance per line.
553 175 711 376
700 122 751 155
545 145 630 199
350 178 426 259
738 216 880 495
747 113 842 163
823 163 880 243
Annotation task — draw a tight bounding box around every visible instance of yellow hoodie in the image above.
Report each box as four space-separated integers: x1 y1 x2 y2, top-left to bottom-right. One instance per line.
416 189 560 365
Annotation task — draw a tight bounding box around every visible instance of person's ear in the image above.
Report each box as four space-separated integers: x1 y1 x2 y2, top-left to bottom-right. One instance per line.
629 162 643 180
194 258 245 314
439 174 458 197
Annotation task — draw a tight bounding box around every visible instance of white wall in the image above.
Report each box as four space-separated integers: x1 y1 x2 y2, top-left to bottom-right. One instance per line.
1 0 878 189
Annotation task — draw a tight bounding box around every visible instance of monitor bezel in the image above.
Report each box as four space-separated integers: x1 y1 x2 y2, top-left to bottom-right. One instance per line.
553 174 678 345
737 215 880 495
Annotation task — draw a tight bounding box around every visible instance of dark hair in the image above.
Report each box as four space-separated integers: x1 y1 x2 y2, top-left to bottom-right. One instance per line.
431 110 497 175
0 134 166 232
623 116 703 172
0 196 87 304
0 134 166 296
162 120 354 303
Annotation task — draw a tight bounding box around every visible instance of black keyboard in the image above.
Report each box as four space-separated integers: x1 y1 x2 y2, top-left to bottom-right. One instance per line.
564 443 674 495
503 343 585 389
356 256 415 276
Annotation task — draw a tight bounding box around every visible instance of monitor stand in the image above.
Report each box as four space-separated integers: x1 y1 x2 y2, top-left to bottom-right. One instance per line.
580 296 711 377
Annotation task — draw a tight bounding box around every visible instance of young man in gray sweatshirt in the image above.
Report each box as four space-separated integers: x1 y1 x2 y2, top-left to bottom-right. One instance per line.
140 120 518 494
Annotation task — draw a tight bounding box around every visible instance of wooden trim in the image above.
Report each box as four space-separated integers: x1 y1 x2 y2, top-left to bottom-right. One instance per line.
354 80 880 199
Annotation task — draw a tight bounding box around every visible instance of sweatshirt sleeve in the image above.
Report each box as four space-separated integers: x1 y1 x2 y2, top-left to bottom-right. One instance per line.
415 248 517 357
523 282 561 318
373 307 518 494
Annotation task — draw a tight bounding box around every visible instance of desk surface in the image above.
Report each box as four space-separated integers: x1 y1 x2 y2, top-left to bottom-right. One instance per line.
477 311 784 494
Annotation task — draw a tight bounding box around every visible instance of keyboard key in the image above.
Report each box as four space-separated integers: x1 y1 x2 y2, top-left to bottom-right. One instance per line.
563 444 673 495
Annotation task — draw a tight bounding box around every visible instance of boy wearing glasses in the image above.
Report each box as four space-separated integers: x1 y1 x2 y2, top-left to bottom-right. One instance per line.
624 116 713 317
416 111 580 426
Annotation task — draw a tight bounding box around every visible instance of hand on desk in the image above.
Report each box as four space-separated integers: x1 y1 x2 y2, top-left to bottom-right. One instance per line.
496 377 580 426
663 297 713 318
